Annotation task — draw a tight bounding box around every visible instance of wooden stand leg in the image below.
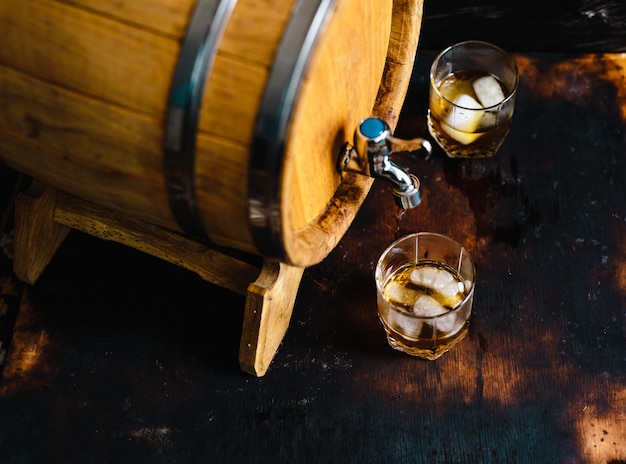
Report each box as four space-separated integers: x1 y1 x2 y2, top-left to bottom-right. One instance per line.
11 183 304 376
239 261 304 377
13 182 70 285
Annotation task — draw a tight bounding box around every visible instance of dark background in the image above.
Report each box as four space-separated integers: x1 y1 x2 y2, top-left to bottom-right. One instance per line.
1 1 626 463
419 0 626 53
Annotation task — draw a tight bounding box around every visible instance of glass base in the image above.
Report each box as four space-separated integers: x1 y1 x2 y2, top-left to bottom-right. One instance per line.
427 112 507 159
384 323 469 360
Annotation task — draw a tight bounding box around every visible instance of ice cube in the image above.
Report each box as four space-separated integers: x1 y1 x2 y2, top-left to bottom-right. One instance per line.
409 267 438 287
439 280 462 298
438 75 475 103
385 281 418 307
412 294 448 317
388 311 422 338
440 122 482 145
480 110 497 128
431 267 456 290
449 94 483 131
434 311 460 333
443 94 484 145
472 75 506 107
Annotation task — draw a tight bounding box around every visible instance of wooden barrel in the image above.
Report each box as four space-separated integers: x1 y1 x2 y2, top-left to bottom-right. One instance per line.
0 0 424 267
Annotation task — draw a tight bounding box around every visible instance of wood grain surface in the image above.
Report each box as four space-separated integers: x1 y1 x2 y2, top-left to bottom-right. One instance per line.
1 1 626 462
0 0 422 267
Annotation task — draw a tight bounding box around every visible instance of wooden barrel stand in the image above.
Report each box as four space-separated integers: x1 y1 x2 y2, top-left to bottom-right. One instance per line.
12 181 303 377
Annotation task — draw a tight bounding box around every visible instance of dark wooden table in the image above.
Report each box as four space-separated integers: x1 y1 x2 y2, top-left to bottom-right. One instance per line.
1 15 626 464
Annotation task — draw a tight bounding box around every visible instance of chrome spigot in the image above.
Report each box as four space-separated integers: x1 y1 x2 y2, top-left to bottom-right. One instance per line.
338 117 431 209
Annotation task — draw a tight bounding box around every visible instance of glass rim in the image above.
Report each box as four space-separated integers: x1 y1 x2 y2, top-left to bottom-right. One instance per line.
429 40 519 110
375 232 476 319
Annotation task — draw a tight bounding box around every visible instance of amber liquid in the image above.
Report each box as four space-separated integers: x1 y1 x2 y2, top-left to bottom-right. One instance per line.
428 69 513 159
382 320 470 360
378 261 470 360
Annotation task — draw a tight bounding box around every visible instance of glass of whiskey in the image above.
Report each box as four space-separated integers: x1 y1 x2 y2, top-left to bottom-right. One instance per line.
375 232 476 360
428 41 518 158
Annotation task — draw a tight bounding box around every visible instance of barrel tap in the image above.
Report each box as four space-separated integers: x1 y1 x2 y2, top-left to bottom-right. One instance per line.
338 117 431 209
